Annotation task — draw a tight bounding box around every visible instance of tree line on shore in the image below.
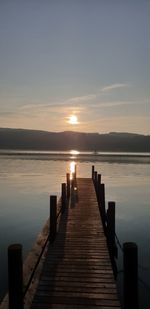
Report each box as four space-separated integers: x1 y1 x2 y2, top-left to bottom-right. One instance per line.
0 128 150 152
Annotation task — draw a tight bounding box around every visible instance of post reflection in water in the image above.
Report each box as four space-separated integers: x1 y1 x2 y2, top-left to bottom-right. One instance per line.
69 161 76 180
69 161 78 207
69 150 79 180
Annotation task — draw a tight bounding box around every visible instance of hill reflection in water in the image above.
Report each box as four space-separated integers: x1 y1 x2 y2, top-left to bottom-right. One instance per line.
0 150 150 164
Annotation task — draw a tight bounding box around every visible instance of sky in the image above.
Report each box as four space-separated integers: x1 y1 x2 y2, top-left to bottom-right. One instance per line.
0 0 150 134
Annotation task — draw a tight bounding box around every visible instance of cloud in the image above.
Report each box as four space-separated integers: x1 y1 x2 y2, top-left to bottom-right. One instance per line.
92 100 136 109
67 94 96 103
19 102 85 117
18 95 95 115
101 83 129 92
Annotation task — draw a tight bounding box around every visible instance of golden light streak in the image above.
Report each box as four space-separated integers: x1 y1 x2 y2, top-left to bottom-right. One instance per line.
70 161 76 180
70 150 80 155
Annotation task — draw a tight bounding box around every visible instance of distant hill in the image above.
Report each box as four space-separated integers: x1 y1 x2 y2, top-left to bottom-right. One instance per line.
0 128 150 152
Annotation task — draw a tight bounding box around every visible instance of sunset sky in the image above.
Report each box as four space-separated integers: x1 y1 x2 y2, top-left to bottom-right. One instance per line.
0 0 150 134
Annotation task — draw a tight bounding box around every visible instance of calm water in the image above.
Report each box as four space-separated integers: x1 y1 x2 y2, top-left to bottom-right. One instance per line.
0 151 150 308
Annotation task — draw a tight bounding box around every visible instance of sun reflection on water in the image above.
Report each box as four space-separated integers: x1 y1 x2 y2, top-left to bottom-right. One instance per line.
70 150 80 155
70 161 76 180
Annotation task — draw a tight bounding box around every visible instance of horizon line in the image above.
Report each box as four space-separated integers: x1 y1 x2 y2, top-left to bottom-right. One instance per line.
0 127 149 136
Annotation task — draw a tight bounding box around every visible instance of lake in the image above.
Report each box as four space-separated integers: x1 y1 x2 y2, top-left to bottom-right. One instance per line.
0 150 150 308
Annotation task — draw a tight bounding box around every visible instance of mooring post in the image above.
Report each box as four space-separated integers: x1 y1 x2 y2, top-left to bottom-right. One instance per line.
97 173 101 205
66 173 70 198
74 164 77 179
50 195 57 242
92 165 95 180
74 164 77 187
8 244 23 309
107 201 115 256
71 172 75 189
123 242 138 309
62 183 66 213
98 173 101 185
94 171 97 193
99 183 106 227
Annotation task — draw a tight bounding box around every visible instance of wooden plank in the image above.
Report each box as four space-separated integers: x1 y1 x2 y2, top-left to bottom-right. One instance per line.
31 305 120 309
32 295 120 306
40 274 115 281
34 291 118 300
41 273 115 280
38 281 116 289
37 286 117 294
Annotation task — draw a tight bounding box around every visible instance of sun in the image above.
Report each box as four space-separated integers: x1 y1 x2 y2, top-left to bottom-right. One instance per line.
68 115 78 125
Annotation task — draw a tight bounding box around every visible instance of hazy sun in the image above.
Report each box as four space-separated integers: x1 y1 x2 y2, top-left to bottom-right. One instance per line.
68 115 78 125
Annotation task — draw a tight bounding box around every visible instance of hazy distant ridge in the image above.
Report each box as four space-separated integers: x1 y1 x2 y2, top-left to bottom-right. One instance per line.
0 128 150 152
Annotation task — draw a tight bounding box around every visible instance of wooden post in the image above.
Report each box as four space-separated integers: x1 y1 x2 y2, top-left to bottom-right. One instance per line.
98 173 101 185
92 165 95 180
50 195 57 242
99 183 106 227
8 244 23 309
123 242 138 309
74 164 77 180
71 173 75 189
66 173 70 198
97 174 101 204
107 201 115 255
74 164 77 187
94 171 97 192
62 183 66 213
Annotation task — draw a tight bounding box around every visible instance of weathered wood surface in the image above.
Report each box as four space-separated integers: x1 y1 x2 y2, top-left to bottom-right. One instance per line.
31 178 120 308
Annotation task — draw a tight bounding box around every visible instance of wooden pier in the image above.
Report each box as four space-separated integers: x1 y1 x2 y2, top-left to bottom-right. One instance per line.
30 176 120 308
1 167 124 309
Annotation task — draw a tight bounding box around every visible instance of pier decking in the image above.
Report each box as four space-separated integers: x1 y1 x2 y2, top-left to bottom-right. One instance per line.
31 178 120 308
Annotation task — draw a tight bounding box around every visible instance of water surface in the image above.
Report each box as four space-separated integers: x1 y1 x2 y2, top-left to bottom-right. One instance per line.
0 151 150 308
